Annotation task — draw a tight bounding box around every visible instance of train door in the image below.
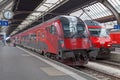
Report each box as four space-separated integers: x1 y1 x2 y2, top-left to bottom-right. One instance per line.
37 28 48 52
37 30 41 50
46 25 58 54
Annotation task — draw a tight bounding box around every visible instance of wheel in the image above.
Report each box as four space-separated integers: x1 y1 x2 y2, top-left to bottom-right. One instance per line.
79 51 89 62
56 51 64 62
44 52 52 58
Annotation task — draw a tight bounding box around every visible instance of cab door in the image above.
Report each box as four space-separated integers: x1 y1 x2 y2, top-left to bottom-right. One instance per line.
46 25 58 54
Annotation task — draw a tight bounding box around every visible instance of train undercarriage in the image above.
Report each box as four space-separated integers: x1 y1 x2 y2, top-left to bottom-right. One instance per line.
89 47 111 60
18 44 89 66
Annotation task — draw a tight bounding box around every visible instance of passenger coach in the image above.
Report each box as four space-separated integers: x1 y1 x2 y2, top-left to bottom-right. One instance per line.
110 29 120 47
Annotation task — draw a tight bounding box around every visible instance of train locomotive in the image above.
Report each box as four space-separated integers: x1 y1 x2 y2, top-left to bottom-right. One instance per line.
11 15 92 66
84 20 112 59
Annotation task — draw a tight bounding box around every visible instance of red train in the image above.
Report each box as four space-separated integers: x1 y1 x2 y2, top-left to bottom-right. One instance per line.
11 15 92 66
110 29 120 47
84 20 112 59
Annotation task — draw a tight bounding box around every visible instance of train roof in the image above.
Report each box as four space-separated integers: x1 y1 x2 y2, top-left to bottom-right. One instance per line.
84 20 100 26
14 15 82 35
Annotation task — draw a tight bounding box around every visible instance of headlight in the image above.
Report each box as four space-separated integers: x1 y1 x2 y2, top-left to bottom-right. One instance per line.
107 44 111 47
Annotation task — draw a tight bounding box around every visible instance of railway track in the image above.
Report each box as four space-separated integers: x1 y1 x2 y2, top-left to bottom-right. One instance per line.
94 60 120 69
42 53 120 80
82 61 120 80
74 66 120 80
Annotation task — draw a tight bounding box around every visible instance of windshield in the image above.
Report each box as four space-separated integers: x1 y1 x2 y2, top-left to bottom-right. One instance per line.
60 16 87 38
89 28 109 37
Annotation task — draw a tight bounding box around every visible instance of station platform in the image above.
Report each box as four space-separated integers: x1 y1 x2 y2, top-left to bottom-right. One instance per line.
110 48 120 62
0 46 96 80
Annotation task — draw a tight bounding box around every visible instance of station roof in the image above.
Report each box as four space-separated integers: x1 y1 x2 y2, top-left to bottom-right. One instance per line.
7 0 96 36
0 0 120 36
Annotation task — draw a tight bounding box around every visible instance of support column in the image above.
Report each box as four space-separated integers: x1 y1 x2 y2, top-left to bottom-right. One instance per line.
97 0 120 24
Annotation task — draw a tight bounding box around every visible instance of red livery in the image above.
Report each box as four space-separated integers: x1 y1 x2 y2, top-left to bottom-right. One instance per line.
110 29 120 47
11 15 92 66
85 20 112 59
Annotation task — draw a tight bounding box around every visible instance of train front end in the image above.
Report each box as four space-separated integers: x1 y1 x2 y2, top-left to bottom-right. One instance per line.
85 20 112 59
58 16 91 65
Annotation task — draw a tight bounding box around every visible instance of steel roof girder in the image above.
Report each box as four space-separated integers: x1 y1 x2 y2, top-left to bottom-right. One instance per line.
97 0 120 24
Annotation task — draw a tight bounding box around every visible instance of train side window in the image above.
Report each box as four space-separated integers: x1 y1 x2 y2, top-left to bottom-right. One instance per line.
28 34 32 40
33 34 36 39
30 33 36 40
50 25 56 34
38 32 40 37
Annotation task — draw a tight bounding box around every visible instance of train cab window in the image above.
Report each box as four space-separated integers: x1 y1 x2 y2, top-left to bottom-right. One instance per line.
100 28 109 37
89 28 109 37
60 17 86 38
50 25 56 34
